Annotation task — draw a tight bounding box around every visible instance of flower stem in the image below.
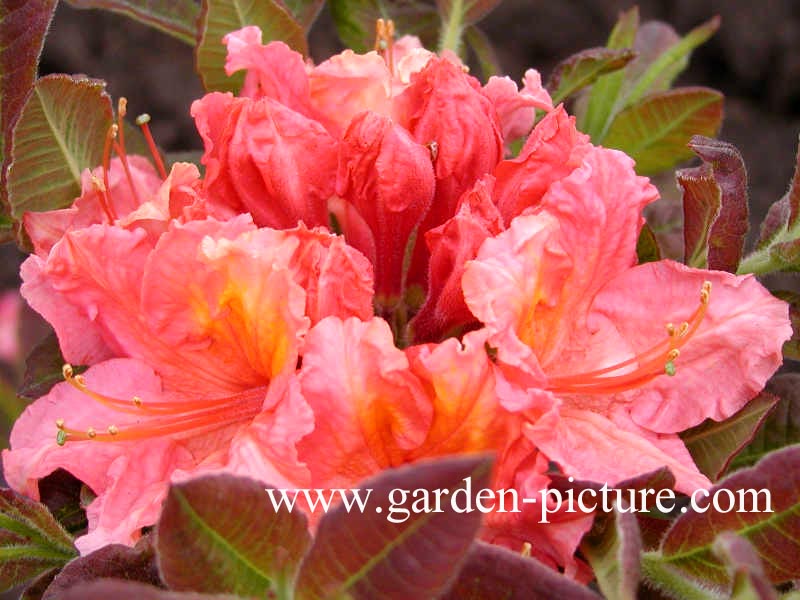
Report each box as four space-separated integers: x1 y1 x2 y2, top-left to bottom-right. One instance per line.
439 0 465 56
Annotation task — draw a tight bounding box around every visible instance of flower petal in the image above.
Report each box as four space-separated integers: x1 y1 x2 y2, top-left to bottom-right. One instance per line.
588 260 791 432
482 69 553 145
525 407 710 494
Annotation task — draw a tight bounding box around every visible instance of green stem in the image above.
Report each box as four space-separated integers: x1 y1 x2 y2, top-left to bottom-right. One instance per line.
439 0 465 56
640 553 725 600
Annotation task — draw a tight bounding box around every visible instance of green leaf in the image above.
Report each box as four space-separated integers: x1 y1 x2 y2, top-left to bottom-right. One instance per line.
329 0 439 54
577 6 639 139
653 444 800 585
295 455 493 599
442 541 601 599
637 223 662 263
65 1 199 46
581 504 642 600
680 392 778 481
280 0 325 28
42 538 159 599
195 0 308 93
18 332 84 401
155 474 311 597
678 136 749 272
603 87 723 175
624 16 720 108
7 75 113 221
0 0 58 227
0 488 77 592
730 374 800 470
464 25 500 80
548 47 636 105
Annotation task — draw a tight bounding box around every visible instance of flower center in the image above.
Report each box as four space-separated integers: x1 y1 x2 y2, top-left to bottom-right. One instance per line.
546 281 711 395
54 364 266 446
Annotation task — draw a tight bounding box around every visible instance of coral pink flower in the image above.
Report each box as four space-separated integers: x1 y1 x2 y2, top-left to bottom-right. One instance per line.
196 26 550 314
461 133 790 493
294 315 592 574
0 290 21 363
5 214 374 552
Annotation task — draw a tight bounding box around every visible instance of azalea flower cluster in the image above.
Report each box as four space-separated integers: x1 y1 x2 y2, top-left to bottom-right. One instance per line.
2 25 790 576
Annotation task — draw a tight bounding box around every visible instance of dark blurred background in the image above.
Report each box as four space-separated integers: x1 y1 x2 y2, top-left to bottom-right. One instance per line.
1 0 799 439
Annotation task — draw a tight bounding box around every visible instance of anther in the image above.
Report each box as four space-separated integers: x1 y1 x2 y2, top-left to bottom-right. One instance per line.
73 375 86 387
90 175 107 192
135 113 167 178
700 281 711 305
86 427 96 439
132 396 142 407
521 542 532 558
664 361 676 377
108 425 119 435
118 97 127 118
56 430 67 446
678 322 690 337
665 323 675 336
62 364 74 379
55 419 65 430
667 348 680 360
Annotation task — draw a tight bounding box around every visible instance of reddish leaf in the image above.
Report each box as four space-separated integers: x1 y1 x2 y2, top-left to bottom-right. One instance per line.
712 532 777 600
604 87 724 175
19 332 85 401
548 47 636 104
38 470 88 536
0 0 57 163
195 0 307 93
581 503 643 600
155 474 310 597
659 445 800 585
0 488 77 591
678 136 749 272
64 1 198 45
295 455 493 600
42 537 160 599
20 568 58 600
441 541 601 599
60 580 238 600
680 392 778 481
731 373 800 470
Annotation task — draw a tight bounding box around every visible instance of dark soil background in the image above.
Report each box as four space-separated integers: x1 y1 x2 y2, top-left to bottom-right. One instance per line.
3 0 800 367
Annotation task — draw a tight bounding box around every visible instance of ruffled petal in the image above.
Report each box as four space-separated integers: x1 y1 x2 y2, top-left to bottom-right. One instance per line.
482 69 553 145
222 26 314 116
296 316 432 488
192 92 337 229
588 260 791 432
524 407 710 494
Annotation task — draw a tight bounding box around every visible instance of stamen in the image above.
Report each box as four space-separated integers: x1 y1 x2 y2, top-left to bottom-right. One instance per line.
373 19 395 75
521 542 532 558
98 125 119 223
113 97 142 205
135 114 167 179
426 141 439 163
547 281 711 395
54 365 268 446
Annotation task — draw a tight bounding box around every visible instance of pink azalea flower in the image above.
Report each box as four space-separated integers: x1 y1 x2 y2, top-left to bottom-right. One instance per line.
461 122 791 493
5 210 374 552
193 26 550 314
294 315 592 575
0 290 21 363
